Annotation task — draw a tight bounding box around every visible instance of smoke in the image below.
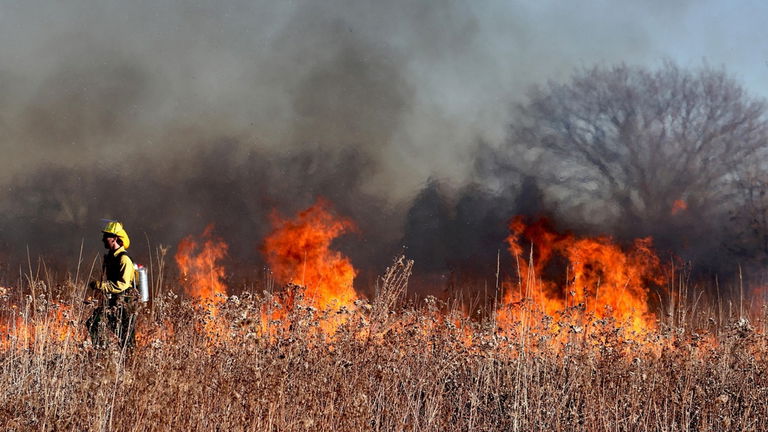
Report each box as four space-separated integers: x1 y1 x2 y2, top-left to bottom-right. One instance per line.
5 0 756 289
400 61 768 289
0 0 701 183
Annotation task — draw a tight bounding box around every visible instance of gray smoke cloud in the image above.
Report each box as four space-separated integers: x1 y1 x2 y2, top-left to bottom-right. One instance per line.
4 0 759 288
0 0 703 190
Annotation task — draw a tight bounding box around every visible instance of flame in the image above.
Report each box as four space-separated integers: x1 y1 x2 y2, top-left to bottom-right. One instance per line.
671 199 688 215
175 224 228 302
499 216 663 336
262 199 358 312
1 302 76 350
175 224 229 338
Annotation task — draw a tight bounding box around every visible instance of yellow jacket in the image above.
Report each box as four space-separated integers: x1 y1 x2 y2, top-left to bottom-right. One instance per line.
98 246 135 294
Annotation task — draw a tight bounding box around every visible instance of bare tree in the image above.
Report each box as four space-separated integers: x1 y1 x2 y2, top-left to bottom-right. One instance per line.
503 62 768 234
730 166 768 265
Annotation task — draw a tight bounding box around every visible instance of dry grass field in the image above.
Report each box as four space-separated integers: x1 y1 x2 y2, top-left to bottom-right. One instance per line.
1 256 768 432
2 206 768 431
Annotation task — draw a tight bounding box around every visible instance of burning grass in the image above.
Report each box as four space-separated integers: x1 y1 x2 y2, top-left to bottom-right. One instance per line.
1 266 768 431
2 205 768 430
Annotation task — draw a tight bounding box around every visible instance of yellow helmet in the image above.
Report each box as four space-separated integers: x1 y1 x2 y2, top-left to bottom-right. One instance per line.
102 221 131 249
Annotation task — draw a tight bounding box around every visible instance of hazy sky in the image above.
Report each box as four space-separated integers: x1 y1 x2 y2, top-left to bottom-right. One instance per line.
1 0 766 200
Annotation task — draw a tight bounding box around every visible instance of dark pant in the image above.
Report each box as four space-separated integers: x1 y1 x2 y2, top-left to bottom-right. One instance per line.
87 293 136 349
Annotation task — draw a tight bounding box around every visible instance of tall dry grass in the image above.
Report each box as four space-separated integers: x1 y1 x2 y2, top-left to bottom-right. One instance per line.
1 258 768 431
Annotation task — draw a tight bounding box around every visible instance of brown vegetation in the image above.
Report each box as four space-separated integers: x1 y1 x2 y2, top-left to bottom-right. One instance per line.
2 259 768 432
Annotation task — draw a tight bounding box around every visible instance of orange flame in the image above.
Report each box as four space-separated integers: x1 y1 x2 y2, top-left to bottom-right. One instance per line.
499 216 663 335
671 199 688 215
175 225 229 339
1 302 76 350
175 224 228 302
263 199 358 311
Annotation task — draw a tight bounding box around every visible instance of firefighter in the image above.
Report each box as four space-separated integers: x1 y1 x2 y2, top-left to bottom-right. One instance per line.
86 221 137 349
